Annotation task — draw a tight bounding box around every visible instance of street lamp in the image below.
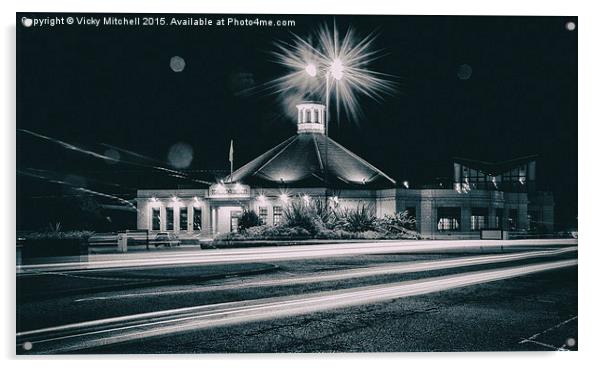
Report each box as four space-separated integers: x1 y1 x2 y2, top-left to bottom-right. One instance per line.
304 57 346 136
271 24 396 123
303 57 346 197
330 58 344 81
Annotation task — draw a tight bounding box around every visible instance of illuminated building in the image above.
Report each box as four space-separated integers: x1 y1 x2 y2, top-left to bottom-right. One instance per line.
136 102 554 238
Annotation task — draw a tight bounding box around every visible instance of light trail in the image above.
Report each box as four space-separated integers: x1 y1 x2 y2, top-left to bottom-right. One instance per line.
17 239 577 274
75 246 577 302
17 259 577 354
18 129 212 186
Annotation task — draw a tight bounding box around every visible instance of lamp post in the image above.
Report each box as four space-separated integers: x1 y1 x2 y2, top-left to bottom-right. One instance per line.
305 59 344 200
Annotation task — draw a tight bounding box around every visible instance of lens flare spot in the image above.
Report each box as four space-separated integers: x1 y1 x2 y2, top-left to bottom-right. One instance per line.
167 142 194 169
170 56 186 72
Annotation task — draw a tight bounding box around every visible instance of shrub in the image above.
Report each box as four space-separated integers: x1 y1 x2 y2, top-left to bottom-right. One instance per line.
215 225 311 241
22 230 94 259
375 210 420 238
238 209 263 231
312 199 335 228
316 228 356 239
335 203 377 232
25 230 95 241
283 200 321 235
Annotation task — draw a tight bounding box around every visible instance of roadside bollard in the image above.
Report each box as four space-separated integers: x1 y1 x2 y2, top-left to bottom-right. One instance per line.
117 233 127 253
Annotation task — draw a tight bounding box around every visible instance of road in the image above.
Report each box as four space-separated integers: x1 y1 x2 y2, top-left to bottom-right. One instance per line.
16 239 578 354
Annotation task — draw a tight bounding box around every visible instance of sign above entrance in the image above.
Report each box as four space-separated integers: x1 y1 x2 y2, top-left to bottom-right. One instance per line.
208 182 251 199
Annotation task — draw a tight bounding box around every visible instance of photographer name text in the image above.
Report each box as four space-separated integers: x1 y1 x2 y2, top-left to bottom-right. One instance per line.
22 15 296 28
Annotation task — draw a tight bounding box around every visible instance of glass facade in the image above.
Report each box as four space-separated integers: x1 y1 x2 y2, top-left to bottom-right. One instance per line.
455 160 534 192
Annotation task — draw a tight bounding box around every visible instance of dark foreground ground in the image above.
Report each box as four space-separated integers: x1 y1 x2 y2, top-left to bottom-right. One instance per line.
16 242 578 353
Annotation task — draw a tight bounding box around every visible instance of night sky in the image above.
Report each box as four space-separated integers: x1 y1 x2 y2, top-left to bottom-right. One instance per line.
16 13 577 230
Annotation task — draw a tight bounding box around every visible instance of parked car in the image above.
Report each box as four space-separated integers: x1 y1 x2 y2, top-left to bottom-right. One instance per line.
153 232 180 247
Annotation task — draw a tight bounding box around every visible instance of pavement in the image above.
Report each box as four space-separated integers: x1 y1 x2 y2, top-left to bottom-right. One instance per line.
15 239 578 354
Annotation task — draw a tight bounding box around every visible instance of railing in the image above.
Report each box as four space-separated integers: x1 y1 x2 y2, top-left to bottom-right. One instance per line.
418 180 538 193
87 228 216 253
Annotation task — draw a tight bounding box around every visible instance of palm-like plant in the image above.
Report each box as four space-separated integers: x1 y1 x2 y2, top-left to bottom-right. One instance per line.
336 204 377 232
283 200 319 234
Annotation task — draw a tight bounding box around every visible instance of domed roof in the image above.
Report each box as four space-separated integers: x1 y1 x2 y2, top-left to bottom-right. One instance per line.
228 132 396 188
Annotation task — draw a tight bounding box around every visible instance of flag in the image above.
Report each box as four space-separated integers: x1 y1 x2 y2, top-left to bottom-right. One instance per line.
229 140 234 163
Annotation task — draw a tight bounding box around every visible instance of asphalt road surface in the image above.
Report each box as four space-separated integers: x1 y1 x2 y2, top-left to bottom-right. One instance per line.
16 239 578 354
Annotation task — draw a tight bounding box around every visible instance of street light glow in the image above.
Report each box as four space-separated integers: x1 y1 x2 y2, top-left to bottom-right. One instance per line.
302 194 311 204
279 193 289 203
330 58 344 80
305 63 317 77
269 22 397 123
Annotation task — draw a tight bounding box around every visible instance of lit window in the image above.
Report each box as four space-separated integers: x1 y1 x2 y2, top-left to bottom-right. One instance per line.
152 208 161 231
273 206 283 225
437 207 460 231
470 208 488 231
166 207 174 231
179 207 188 231
193 208 202 230
259 206 268 224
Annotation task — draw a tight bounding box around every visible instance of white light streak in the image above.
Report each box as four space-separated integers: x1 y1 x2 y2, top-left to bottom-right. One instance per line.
17 239 577 274
18 259 576 354
76 246 577 302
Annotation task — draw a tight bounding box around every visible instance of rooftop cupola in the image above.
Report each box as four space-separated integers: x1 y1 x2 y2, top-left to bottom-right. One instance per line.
296 102 325 134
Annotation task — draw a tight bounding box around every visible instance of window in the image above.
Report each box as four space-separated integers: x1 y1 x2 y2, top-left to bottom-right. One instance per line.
528 210 540 231
193 207 202 230
179 207 188 231
470 207 488 231
273 206 283 225
166 207 174 231
508 209 518 231
259 206 268 224
405 207 416 230
230 211 242 232
501 164 530 191
437 207 460 231
458 164 490 189
494 208 504 228
152 208 161 231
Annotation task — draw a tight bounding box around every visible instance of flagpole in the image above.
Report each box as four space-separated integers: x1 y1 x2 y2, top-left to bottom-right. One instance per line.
229 139 234 182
